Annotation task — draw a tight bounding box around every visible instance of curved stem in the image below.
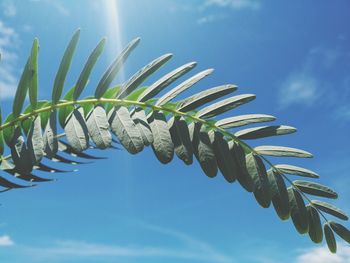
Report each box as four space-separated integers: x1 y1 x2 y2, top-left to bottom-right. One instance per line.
0 98 329 222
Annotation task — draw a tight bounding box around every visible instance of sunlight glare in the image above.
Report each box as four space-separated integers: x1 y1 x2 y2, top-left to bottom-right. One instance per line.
103 0 126 82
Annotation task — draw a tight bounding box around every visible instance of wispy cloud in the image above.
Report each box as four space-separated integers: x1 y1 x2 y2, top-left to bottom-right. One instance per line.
169 0 261 26
0 20 19 100
0 235 14 246
204 0 261 11
278 45 350 117
296 243 350 263
1 0 17 17
15 223 232 262
196 0 261 25
278 74 319 108
278 47 332 109
197 14 226 25
24 240 231 262
140 223 232 262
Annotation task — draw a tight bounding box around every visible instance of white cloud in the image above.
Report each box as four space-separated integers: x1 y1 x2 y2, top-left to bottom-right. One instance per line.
0 20 19 99
140 223 232 262
1 0 17 17
204 0 261 11
197 14 226 25
197 15 217 25
25 240 231 262
19 224 232 262
0 235 14 246
278 46 350 111
278 74 319 108
296 243 350 263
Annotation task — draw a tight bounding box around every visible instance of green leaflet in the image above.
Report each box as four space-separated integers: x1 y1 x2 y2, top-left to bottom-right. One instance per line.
329 221 350 244
21 101 49 135
48 153 85 165
3 113 14 146
73 38 106 100
311 200 348 220
80 96 95 118
27 115 44 165
196 94 256 119
103 86 121 98
156 69 214 106
18 101 50 133
21 117 33 137
246 153 271 208
168 116 193 165
177 84 237 113
0 174 31 189
35 162 74 173
0 129 3 156
324 223 337 253
228 140 255 192
12 59 31 118
38 101 51 129
190 122 218 178
86 105 112 149
2 160 52 183
0 107 3 156
274 164 319 178
12 39 39 117
235 125 297 140
29 38 39 110
10 127 33 175
109 106 144 154
101 86 121 112
117 54 173 99
149 111 174 163
52 29 80 104
216 114 276 129
58 140 105 160
307 205 323 244
126 87 148 102
43 110 58 158
162 102 180 117
64 108 90 152
57 143 97 161
288 187 309 234
138 62 197 102
209 131 236 183
254 146 313 158
293 180 338 199
131 108 153 146
95 38 140 98
267 170 290 220
58 86 75 128
10 172 52 183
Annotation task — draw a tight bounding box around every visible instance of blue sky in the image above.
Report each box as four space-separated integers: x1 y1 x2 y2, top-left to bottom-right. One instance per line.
0 0 350 262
